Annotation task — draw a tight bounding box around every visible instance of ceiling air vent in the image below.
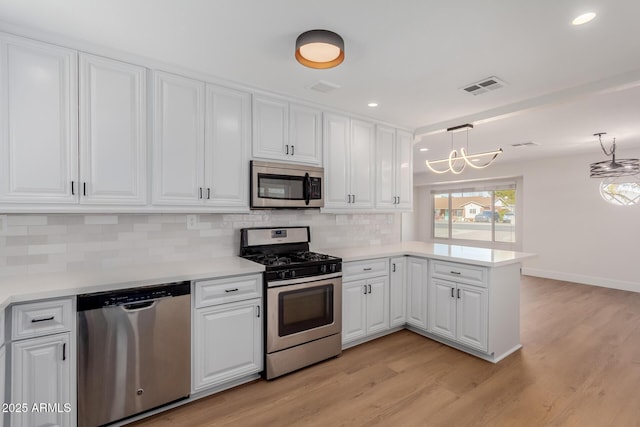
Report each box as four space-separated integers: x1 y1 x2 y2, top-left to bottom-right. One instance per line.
511 141 540 147
307 80 341 93
461 76 506 96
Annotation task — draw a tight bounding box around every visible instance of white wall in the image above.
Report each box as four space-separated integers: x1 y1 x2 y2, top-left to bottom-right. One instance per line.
0 211 401 278
412 148 640 293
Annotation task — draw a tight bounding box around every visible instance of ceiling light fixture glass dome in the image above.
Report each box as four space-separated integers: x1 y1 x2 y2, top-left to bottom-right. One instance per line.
295 30 345 69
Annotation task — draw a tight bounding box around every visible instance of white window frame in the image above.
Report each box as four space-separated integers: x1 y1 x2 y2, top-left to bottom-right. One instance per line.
429 177 523 251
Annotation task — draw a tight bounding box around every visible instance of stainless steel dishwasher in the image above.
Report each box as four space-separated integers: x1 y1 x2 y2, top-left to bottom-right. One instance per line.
77 281 191 427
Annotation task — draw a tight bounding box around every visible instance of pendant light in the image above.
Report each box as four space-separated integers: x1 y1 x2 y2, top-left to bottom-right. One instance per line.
425 124 503 174
295 30 344 69
589 132 640 178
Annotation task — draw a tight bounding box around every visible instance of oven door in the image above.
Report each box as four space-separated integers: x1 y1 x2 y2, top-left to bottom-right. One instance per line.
251 161 323 209
266 275 342 353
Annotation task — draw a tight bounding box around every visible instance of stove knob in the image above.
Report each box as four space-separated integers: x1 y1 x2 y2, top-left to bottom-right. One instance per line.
279 271 288 280
291 270 296 277
330 264 337 273
320 265 327 274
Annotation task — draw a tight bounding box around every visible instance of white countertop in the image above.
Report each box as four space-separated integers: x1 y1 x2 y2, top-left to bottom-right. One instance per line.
321 241 535 267
0 256 265 308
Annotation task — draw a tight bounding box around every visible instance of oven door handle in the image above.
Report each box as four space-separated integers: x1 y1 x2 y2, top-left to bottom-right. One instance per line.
266 272 342 287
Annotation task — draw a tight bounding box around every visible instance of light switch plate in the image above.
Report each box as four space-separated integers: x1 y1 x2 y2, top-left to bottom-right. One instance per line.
186 214 198 230
0 215 7 233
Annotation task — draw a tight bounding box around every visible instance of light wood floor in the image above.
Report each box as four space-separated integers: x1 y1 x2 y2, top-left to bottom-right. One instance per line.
131 276 640 426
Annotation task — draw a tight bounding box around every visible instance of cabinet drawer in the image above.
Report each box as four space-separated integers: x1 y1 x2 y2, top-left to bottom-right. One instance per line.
12 298 73 340
343 258 389 281
195 274 262 308
431 261 487 287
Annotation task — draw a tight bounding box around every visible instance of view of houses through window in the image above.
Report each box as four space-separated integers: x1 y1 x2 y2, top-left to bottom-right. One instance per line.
433 186 516 243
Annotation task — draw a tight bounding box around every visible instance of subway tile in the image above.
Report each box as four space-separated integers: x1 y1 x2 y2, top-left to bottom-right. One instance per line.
27 244 67 255
6 254 48 266
84 215 119 225
28 225 68 236
27 263 66 274
7 215 48 226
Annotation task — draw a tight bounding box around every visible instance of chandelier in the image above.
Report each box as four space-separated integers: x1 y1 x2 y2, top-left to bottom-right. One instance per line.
589 132 640 178
425 124 503 174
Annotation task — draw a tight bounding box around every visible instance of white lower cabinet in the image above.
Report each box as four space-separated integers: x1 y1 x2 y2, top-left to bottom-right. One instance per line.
193 299 262 392
11 333 72 427
406 257 428 330
428 278 489 353
342 276 389 345
389 257 406 327
192 275 263 393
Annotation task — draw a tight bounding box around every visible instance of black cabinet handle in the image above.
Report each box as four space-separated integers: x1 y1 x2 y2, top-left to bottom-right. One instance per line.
291 145 295 155
83 182 87 196
256 306 260 318
31 316 55 323
392 263 396 272
368 284 372 294
397 196 400 204
62 343 66 361
285 145 289 155
363 285 367 295
199 187 203 199
450 271 461 275
451 288 455 298
457 289 461 299
71 181 75 196
352 194 356 203
225 288 239 293
363 267 372 271
207 188 211 199
347 194 351 203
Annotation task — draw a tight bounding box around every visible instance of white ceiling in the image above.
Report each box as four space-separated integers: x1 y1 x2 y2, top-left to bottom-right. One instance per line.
2 0 640 171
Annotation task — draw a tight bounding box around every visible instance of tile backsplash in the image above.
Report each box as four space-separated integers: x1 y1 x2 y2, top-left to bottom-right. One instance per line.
0 211 401 277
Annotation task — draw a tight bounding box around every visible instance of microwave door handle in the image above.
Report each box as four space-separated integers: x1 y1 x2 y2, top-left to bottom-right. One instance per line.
304 173 311 205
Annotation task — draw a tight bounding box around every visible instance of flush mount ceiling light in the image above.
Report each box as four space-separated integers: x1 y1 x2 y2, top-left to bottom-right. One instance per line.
295 30 344 69
572 12 596 26
589 132 640 178
425 124 503 175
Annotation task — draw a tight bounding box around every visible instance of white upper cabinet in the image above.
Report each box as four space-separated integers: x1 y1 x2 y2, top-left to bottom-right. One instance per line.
153 71 250 209
323 113 375 210
252 95 322 165
79 53 147 205
204 84 251 208
152 71 205 205
375 126 413 210
0 34 78 204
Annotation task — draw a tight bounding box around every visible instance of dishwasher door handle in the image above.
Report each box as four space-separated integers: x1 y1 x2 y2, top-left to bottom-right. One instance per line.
121 300 157 311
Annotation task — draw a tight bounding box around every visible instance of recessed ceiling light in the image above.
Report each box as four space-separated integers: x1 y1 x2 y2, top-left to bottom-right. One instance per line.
419 148 429 152
367 102 378 107
572 12 596 26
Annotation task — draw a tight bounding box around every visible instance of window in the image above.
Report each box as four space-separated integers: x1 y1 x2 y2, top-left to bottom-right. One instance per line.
432 184 516 244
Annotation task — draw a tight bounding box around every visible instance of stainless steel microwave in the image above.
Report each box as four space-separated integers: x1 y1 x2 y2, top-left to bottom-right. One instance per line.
250 160 324 209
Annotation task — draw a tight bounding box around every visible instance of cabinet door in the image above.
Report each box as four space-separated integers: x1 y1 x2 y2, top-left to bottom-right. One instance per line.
389 257 406 327
79 53 147 205
193 299 262 392
375 125 396 209
342 280 367 344
366 276 390 335
406 257 428 330
0 34 78 204
11 333 71 427
395 130 413 210
288 103 322 165
456 283 488 352
152 71 205 205
252 95 288 160
428 278 456 341
204 84 250 208
349 119 375 209
323 113 350 209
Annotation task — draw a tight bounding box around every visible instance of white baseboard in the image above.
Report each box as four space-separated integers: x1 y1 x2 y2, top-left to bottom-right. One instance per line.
523 267 640 294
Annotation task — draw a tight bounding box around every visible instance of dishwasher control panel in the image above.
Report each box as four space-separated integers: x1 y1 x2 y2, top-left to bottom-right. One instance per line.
77 281 190 311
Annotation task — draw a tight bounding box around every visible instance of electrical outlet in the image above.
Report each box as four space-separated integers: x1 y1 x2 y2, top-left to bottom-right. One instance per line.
186 215 198 230
0 215 7 233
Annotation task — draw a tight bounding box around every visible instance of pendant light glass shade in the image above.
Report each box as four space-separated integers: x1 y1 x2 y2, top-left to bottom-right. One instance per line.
295 30 344 69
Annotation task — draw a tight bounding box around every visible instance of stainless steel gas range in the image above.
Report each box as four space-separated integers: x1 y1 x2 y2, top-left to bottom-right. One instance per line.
240 226 342 380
